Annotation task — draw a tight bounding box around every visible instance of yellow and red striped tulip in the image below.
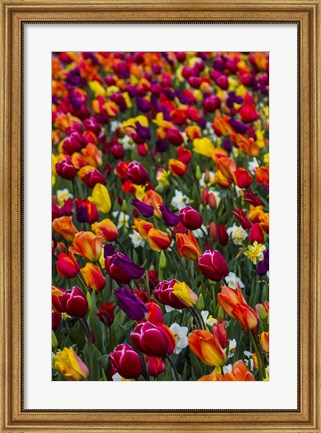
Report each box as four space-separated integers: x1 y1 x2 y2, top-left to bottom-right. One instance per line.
71 231 102 262
188 330 226 367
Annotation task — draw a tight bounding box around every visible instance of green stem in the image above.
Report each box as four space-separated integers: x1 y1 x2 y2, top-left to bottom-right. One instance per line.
80 318 94 380
193 307 206 330
200 226 210 246
115 239 129 257
76 273 88 293
165 354 179 381
188 307 202 330
249 330 265 381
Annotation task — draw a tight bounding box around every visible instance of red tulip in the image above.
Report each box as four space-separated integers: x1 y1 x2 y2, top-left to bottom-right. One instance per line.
109 344 142 379
131 322 175 357
198 250 228 281
56 251 80 278
179 206 203 230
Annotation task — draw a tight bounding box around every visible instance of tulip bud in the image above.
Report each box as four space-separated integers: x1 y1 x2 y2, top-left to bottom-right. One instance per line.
259 332 269 353
52 311 62 331
208 192 217 209
109 344 142 379
159 250 167 269
146 356 166 376
213 322 228 349
96 302 115 326
201 188 209 205
248 223 265 243
105 252 145 284
195 165 202 180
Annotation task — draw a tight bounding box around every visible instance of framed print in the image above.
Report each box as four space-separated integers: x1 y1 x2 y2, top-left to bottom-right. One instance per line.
0 0 320 432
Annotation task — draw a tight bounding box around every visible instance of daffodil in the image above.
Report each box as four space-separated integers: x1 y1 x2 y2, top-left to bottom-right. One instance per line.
243 241 266 264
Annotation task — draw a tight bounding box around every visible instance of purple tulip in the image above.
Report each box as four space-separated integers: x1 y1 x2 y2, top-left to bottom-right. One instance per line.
257 250 269 276
105 252 145 284
155 139 169 153
135 122 151 140
115 286 148 320
104 244 116 258
159 204 179 227
131 199 154 218
228 118 248 134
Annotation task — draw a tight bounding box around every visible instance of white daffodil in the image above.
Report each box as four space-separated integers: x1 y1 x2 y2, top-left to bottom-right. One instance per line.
56 188 73 206
112 373 133 381
112 211 130 230
165 305 182 313
170 189 190 211
201 310 217 327
129 231 145 248
227 223 248 245
227 339 237 358
225 272 245 290
192 224 207 239
169 323 189 354
120 135 135 150
199 171 215 188
248 157 259 175
110 120 121 132
223 364 233 375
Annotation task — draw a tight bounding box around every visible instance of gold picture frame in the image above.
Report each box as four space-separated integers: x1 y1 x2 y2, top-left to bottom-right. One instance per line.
0 1 320 431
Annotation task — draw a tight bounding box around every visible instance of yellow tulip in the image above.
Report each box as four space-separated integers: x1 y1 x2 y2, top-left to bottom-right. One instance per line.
89 184 111 213
54 347 89 381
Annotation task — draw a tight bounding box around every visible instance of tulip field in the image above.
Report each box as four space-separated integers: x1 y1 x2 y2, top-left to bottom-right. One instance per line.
52 52 269 382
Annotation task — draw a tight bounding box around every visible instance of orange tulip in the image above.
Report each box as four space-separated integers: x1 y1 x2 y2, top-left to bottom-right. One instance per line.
213 155 236 179
188 330 226 367
71 231 102 262
217 285 258 329
255 165 269 187
141 190 163 217
80 262 106 291
176 231 201 260
220 360 255 381
214 170 232 188
132 218 154 239
147 228 172 251
81 143 102 167
52 216 78 242
91 218 118 242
